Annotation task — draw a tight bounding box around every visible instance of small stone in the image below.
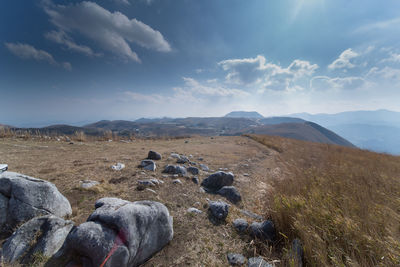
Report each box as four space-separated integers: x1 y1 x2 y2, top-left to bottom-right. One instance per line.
199 163 209 171
187 166 199 175
248 257 272 267
137 180 155 190
111 163 125 171
227 253 245 266
147 151 162 160
208 200 229 222
187 207 202 214
191 176 199 184
172 179 182 185
233 218 248 233
79 180 100 189
140 160 156 171
217 186 242 204
163 165 187 176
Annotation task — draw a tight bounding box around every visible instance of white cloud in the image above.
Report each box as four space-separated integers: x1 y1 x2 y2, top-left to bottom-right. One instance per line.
218 55 317 92
311 76 365 91
180 77 249 97
366 66 400 82
355 17 400 33
5 42 71 70
45 30 100 57
43 1 171 62
328 48 359 70
381 52 400 63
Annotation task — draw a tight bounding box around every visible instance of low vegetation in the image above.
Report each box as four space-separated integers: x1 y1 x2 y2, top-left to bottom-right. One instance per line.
248 134 400 266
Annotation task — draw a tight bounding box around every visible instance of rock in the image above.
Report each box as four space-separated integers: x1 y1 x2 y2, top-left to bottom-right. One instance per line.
199 163 209 171
150 178 162 185
191 176 199 184
172 179 182 185
187 166 199 175
0 164 8 173
170 153 180 159
147 151 162 160
63 198 173 267
187 208 202 214
1 215 74 264
208 200 229 222
176 155 189 164
290 239 304 267
162 165 187 176
227 253 245 266
79 180 100 189
111 163 125 171
137 180 156 190
0 172 72 236
201 171 234 192
198 157 204 161
140 160 156 171
233 218 248 233
199 187 206 193
217 186 242 204
248 257 272 267
249 220 276 241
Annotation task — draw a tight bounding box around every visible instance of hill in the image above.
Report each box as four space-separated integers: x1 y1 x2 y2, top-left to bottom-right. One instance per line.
224 111 264 118
290 109 400 154
2 116 355 148
244 122 354 147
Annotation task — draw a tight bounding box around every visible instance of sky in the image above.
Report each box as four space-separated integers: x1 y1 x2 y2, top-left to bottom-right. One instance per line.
1 0 400 127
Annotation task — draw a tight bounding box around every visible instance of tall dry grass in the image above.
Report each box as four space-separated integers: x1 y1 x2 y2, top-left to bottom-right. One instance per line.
248 134 400 266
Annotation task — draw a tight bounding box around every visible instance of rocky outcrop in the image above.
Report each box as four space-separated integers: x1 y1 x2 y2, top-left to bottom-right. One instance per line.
0 172 72 237
1 215 73 264
201 171 234 192
63 198 173 267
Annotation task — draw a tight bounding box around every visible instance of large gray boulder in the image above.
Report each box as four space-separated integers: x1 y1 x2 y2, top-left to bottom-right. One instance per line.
63 197 173 267
1 215 74 264
0 172 72 236
201 171 234 192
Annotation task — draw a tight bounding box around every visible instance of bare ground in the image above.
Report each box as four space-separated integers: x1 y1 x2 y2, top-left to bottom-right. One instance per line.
0 136 284 266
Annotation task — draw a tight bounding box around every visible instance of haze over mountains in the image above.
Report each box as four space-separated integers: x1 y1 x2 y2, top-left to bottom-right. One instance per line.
289 109 400 155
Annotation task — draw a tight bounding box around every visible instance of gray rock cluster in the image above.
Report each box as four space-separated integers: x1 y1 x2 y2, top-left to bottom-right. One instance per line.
208 200 230 224
217 186 241 204
147 150 162 160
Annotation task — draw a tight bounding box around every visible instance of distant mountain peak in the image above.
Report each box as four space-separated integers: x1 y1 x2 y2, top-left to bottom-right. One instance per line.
224 111 264 118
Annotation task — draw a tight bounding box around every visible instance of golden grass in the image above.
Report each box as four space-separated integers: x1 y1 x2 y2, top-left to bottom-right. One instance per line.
248 134 400 266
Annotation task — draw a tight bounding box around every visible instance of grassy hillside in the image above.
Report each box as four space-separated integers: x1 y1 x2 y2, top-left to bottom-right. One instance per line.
247 134 400 266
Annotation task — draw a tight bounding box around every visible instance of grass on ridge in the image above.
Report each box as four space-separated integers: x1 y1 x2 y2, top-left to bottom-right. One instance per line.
248 134 400 267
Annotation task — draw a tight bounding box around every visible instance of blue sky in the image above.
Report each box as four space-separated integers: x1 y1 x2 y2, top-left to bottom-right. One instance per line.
1 0 400 126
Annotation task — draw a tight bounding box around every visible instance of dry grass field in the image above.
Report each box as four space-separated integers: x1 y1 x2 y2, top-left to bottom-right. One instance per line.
247 134 400 267
0 135 283 266
1 134 399 266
